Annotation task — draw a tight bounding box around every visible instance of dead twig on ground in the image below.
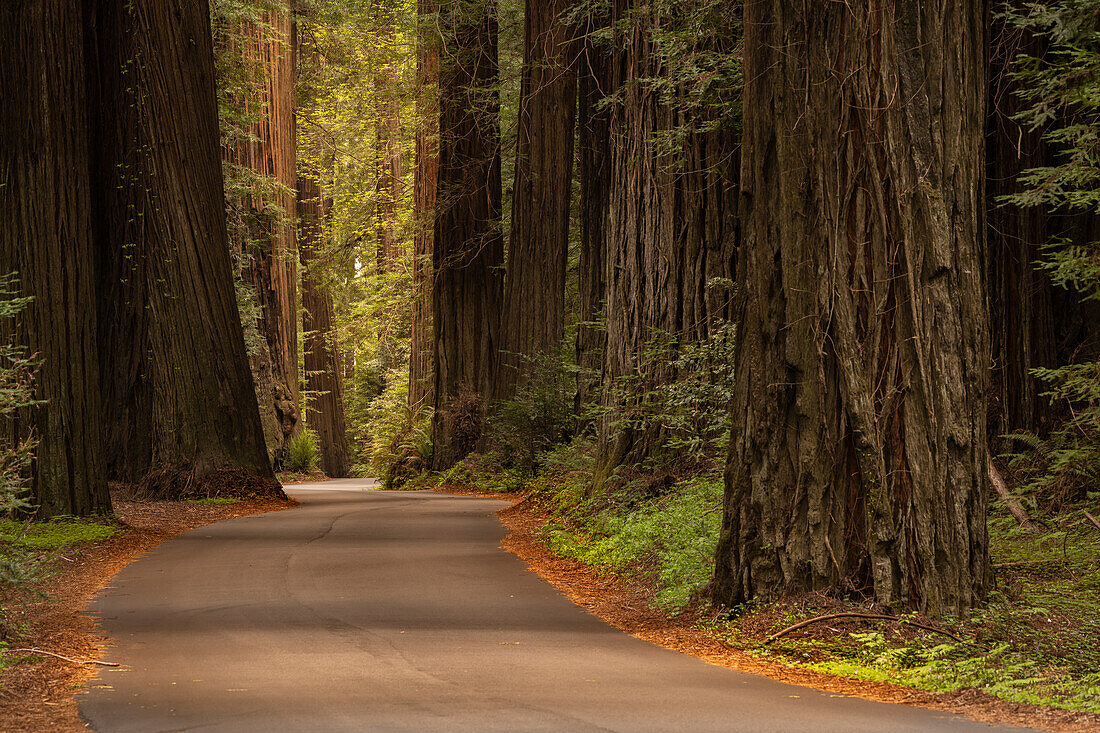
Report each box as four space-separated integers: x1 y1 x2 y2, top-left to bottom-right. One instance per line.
5 648 120 667
763 612 982 649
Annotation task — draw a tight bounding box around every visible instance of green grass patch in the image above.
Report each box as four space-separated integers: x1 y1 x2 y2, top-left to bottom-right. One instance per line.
0 516 117 550
188 497 242 506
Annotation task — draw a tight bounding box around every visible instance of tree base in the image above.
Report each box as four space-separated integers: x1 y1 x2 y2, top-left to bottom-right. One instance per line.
134 466 287 501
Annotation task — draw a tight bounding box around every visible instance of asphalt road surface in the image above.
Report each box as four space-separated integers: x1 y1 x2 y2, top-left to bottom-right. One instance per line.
80 480 1031 732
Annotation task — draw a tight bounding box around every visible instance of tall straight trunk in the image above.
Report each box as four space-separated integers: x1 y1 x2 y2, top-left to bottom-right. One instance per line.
430 0 503 470
86 0 282 498
598 1 737 473
298 173 352 478
574 8 612 411
0 0 110 518
495 0 578 401
409 0 439 415
375 20 403 272
219 1 301 459
986 9 1057 443
713 0 989 616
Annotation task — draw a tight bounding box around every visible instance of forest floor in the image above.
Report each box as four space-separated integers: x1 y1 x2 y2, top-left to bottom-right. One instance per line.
0 490 295 732
432 480 1100 733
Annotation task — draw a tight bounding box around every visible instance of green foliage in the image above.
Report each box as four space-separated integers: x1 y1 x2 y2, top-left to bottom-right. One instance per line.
284 429 320 473
604 321 737 468
539 466 724 612
188 497 243 505
0 274 43 592
0 517 117 550
486 348 579 474
1001 0 1100 506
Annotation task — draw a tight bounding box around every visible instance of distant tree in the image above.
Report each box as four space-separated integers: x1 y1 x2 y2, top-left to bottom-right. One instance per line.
0 0 111 517
298 171 353 479
714 0 989 616
409 0 439 416
495 0 578 402
574 5 613 412
86 0 281 498
216 0 302 461
430 0 504 469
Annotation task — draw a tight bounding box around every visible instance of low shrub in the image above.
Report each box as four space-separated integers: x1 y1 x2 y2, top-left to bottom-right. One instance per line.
284 429 320 474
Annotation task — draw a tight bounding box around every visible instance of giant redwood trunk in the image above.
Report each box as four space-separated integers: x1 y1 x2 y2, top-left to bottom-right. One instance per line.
0 0 110 517
409 0 438 416
574 7 612 411
298 173 352 479
219 2 301 460
713 0 989 616
86 0 282 498
430 0 503 470
598 1 737 474
495 0 578 401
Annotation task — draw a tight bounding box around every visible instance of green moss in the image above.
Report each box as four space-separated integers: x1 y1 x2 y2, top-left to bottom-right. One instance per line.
0 516 117 550
188 497 242 505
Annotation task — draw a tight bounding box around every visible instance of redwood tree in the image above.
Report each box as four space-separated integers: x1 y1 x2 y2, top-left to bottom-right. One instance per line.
495 0 578 401
574 7 613 411
298 173 352 479
218 1 301 459
430 0 504 469
597 1 737 473
86 0 282 498
0 0 110 517
713 0 990 615
409 0 439 415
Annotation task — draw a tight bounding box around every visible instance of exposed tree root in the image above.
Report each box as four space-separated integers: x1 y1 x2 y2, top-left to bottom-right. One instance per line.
134 466 287 501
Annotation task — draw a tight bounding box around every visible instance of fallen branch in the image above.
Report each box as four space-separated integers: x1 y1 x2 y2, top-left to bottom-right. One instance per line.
763 612 977 648
1083 510 1100 534
989 462 1037 531
5 647 120 667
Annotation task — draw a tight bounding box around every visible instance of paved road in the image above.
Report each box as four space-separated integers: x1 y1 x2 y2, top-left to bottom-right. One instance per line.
81 480 1030 732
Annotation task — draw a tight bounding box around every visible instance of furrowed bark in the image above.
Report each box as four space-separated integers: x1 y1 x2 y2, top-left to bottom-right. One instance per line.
218 1 301 460
597 0 737 474
574 7 612 412
495 0 578 401
298 173 352 479
86 0 282 499
409 0 439 416
714 0 989 616
0 0 111 517
430 0 503 470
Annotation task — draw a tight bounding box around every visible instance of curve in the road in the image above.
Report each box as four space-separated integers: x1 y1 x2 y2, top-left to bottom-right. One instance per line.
80 480 1032 732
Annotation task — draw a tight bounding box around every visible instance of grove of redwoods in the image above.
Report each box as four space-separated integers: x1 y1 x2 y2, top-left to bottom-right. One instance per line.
1 0 1098 620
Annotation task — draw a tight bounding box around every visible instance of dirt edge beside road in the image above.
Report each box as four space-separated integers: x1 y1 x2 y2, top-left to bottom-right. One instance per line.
482 491 1099 733
0 495 295 732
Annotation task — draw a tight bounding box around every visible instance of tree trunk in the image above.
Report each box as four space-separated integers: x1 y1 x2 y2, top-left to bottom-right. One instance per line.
0 0 111 518
409 0 438 416
495 0 578 401
218 1 301 461
86 0 282 499
598 1 737 474
713 0 989 616
298 173 352 479
430 0 503 470
986 9 1057 443
574 7 612 412
375 19 404 272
